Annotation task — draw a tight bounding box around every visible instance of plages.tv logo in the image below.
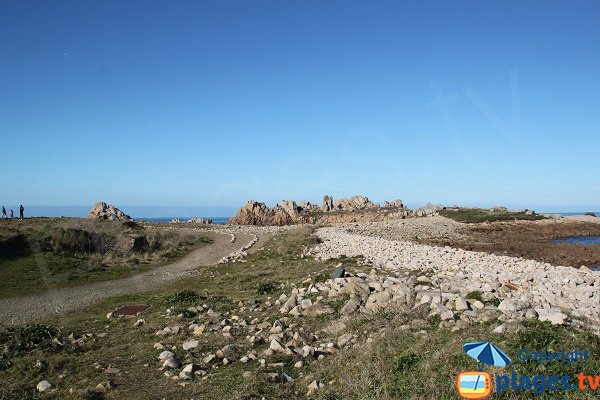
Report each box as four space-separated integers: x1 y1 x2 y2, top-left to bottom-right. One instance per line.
456 341 511 399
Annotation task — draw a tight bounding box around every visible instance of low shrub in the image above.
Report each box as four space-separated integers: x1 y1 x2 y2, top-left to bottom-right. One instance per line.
466 290 484 302
257 281 279 295
165 290 201 304
50 228 115 256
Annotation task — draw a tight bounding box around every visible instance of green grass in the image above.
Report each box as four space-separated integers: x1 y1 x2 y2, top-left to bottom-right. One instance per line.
0 226 598 400
466 290 484 302
311 319 599 400
439 208 545 223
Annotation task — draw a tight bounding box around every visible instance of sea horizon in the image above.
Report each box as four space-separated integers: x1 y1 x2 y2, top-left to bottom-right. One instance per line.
1 205 596 222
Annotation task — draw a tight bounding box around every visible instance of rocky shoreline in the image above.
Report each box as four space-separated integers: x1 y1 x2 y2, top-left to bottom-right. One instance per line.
309 226 600 333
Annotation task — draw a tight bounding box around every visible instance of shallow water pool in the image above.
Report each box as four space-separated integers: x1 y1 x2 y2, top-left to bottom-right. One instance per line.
551 236 600 245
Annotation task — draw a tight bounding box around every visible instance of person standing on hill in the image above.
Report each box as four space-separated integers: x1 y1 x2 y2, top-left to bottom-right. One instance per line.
1 206 6 219
19 205 24 219
10 210 14 218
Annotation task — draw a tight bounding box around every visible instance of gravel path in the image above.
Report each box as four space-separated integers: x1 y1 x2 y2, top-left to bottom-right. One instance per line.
0 231 269 326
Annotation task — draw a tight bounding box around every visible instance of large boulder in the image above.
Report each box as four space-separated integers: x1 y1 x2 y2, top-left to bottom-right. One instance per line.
88 202 132 221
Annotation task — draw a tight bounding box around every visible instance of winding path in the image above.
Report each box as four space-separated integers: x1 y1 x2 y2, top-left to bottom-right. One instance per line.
0 230 269 326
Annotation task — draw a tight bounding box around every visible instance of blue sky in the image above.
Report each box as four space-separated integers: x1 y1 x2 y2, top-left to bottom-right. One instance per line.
1 1 599 212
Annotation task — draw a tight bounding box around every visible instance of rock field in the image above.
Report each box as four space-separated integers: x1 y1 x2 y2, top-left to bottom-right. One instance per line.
342 216 467 242
309 226 600 332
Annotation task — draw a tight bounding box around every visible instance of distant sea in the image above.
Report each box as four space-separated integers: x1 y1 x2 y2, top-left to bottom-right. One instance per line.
3 205 235 225
139 216 230 224
546 212 599 216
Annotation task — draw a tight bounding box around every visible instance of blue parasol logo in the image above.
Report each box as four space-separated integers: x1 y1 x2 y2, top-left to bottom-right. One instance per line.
464 341 511 369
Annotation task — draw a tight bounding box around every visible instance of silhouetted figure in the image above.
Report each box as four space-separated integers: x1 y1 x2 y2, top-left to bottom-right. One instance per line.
19 205 24 219
10 210 13 218
1 206 6 219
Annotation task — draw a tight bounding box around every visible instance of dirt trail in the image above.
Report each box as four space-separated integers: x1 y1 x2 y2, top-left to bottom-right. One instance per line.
0 231 269 326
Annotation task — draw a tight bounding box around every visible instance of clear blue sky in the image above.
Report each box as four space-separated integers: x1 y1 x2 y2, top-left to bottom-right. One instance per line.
1 1 599 212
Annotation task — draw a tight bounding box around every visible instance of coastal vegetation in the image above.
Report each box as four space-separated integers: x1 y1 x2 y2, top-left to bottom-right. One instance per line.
438 208 545 223
0 219 211 298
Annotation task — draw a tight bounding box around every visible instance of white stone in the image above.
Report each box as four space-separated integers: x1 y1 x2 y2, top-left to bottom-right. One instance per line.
182 340 199 351
37 381 51 392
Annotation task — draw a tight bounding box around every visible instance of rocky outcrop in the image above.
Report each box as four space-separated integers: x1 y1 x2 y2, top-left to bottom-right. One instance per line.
227 200 315 226
411 203 443 217
229 195 413 225
322 195 334 212
383 199 404 208
333 195 377 211
299 201 319 212
228 201 274 226
273 201 301 225
88 202 132 221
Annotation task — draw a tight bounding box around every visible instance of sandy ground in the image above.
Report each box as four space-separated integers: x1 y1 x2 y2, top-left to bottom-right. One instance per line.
0 230 270 326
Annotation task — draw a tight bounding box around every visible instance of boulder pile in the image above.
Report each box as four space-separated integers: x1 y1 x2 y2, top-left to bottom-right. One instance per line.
87 202 132 221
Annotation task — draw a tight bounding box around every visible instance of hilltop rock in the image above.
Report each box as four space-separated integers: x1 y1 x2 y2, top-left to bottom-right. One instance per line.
88 202 132 221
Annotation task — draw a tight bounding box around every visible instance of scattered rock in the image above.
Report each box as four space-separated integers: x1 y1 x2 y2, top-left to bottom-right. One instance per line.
331 266 346 279
182 340 199 351
37 380 51 392
163 358 182 369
